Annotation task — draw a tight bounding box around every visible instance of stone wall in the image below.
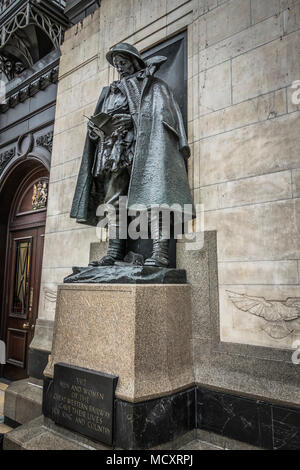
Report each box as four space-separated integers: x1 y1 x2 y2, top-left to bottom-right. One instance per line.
189 0 300 350
38 0 300 398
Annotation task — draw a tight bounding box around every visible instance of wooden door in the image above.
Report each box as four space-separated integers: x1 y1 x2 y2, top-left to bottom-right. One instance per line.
4 226 45 380
3 172 48 380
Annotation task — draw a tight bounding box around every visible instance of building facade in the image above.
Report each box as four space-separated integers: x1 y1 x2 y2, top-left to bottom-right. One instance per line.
0 0 67 382
1 0 300 450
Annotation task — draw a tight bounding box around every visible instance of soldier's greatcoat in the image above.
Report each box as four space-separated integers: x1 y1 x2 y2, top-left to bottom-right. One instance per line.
70 67 194 226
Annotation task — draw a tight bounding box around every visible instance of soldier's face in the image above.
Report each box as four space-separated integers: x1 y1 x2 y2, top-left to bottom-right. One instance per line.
113 54 135 78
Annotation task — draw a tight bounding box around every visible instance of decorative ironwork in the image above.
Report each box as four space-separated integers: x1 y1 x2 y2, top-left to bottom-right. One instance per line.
14 32 34 66
0 146 16 173
0 1 15 15
0 2 64 50
30 4 63 49
12 239 31 316
36 131 53 153
1 3 29 47
32 180 48 210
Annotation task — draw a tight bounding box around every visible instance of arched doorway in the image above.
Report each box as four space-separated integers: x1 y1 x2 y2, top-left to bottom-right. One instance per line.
0 157 49 380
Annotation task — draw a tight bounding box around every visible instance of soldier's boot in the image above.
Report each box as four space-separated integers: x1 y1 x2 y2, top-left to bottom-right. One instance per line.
144 238 169 267
96 238 126 266
144 212 170 268
89 221 126 267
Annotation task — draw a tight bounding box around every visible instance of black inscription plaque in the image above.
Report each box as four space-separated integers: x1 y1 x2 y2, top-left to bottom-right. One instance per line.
52 363 118 446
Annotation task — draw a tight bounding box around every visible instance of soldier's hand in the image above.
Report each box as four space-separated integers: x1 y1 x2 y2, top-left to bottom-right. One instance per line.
111 114 132 131
88 121 101 140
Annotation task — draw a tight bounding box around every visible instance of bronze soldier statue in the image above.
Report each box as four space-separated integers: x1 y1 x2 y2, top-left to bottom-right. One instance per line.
70 43 193 268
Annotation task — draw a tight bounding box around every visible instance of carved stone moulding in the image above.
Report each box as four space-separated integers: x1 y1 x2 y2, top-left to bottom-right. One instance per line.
17 129 54 157
0 52 27 81
0 128 53 177
0 64 59 113
17 133 34 157
0 146 16 173
35 131 54 153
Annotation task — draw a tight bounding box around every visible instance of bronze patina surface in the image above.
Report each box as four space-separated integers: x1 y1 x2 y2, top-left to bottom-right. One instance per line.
70 43 193 270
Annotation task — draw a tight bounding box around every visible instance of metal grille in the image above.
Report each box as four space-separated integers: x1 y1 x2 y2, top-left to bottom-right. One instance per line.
0 1 67 14
0 2 64 49
0 0 15 14
12 240 31 315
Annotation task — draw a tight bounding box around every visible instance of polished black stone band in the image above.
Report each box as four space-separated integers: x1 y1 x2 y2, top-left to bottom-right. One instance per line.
42 377 300 450
197 387 300 450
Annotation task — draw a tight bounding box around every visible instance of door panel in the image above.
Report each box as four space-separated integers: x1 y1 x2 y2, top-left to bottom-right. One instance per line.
4 226 45 380
7 328 28 368
9 236 33 320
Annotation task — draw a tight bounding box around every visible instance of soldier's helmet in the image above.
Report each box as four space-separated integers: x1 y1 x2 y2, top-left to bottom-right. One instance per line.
106 43 146 69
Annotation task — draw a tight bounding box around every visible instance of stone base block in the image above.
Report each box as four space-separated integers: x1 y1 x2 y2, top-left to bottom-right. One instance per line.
44 283 193 403
4 378 43 426
29 319 53 380
41 283 194 449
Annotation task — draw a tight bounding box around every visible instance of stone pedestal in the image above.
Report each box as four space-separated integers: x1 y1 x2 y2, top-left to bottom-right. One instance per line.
45 284 193 402
42 283 195 449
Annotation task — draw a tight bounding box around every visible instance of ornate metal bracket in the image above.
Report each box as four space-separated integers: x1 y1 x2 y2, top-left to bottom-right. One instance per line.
0 1 15 15
0 1 65 50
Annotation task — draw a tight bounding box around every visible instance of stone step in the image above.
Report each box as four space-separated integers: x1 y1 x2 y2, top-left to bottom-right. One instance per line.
0 381 13 451
4 418 223 451
183 430 262 451
0 422 13 449
4 377 43 426
3 414 261 451
4 416 112 450
0 413 13 450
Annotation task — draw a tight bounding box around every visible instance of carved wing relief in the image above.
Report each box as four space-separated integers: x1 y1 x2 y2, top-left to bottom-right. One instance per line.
227 291 300 340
